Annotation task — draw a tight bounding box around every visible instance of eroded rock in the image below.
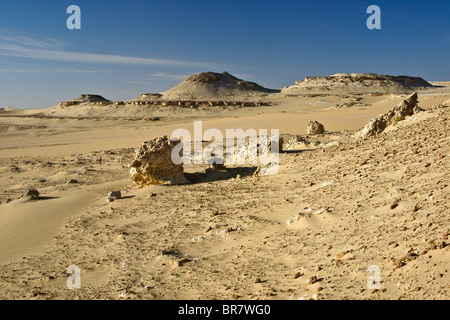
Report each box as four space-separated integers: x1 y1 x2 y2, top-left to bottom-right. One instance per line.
307 120 325 135
360 92 421 138
129 136 189 186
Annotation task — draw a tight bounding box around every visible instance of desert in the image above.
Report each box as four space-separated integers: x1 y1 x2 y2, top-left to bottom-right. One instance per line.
0 71 448 300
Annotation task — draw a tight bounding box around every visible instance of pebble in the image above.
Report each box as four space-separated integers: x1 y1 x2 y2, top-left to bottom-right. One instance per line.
25 189 40 200
107 191 122 203
307 275 319 284
335 251 349 260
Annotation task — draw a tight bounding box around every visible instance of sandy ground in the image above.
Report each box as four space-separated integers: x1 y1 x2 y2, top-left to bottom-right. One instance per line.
0 83 448 300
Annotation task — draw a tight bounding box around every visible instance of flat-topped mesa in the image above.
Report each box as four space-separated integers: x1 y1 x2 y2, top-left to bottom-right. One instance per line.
323 73 431 87
58 94 111 107
79 94 105 99
284 73 433 94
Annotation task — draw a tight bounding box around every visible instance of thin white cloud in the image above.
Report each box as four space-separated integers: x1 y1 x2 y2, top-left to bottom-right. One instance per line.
147 72 190 81
0 68 47 74
233 73 254 80
0 35 67 50
0 67 108 74
54 68 109 73
0 34 217 68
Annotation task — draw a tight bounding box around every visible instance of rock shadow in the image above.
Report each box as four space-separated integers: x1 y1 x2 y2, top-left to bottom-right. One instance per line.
184 166 259 184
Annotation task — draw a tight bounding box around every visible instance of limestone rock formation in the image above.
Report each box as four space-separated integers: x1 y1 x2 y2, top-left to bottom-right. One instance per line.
137 93 162 100
160 71 279 100
282 73 433 94
232 135 282 165
129 136 189 185
58 94 111 107
359 92 423 138
307 120 325 135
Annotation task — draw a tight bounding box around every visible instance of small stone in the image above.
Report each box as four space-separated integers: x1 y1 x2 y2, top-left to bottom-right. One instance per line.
107 191 122 203
67 179 78 184
335 251 349 260
307 276 319 284
438 242 447 249
208 162 226 171
25 189 40 200
294 272 303 279
255 278 261 283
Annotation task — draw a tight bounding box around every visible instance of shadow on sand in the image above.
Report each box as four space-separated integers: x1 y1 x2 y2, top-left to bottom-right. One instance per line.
184 166 259 184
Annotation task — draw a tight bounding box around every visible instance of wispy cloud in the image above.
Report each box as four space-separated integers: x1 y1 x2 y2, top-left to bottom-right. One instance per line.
0 34 67 50
147 72 190 81
233 73 254 80
0 33 217 68
0 68 47 74
0 67 109 74
54 68 109 74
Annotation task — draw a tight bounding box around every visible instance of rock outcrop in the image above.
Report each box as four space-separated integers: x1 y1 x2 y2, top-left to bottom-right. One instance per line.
307 120 325 135
359 92 423 138
58 94 111 107
160 71 279 100
282 73 433 94
129 136 189 186
125 99 270 108
185 72 265 91
232 135 282 167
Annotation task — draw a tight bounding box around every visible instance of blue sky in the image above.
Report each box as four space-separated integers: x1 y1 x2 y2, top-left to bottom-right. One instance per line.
0 0 448 109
